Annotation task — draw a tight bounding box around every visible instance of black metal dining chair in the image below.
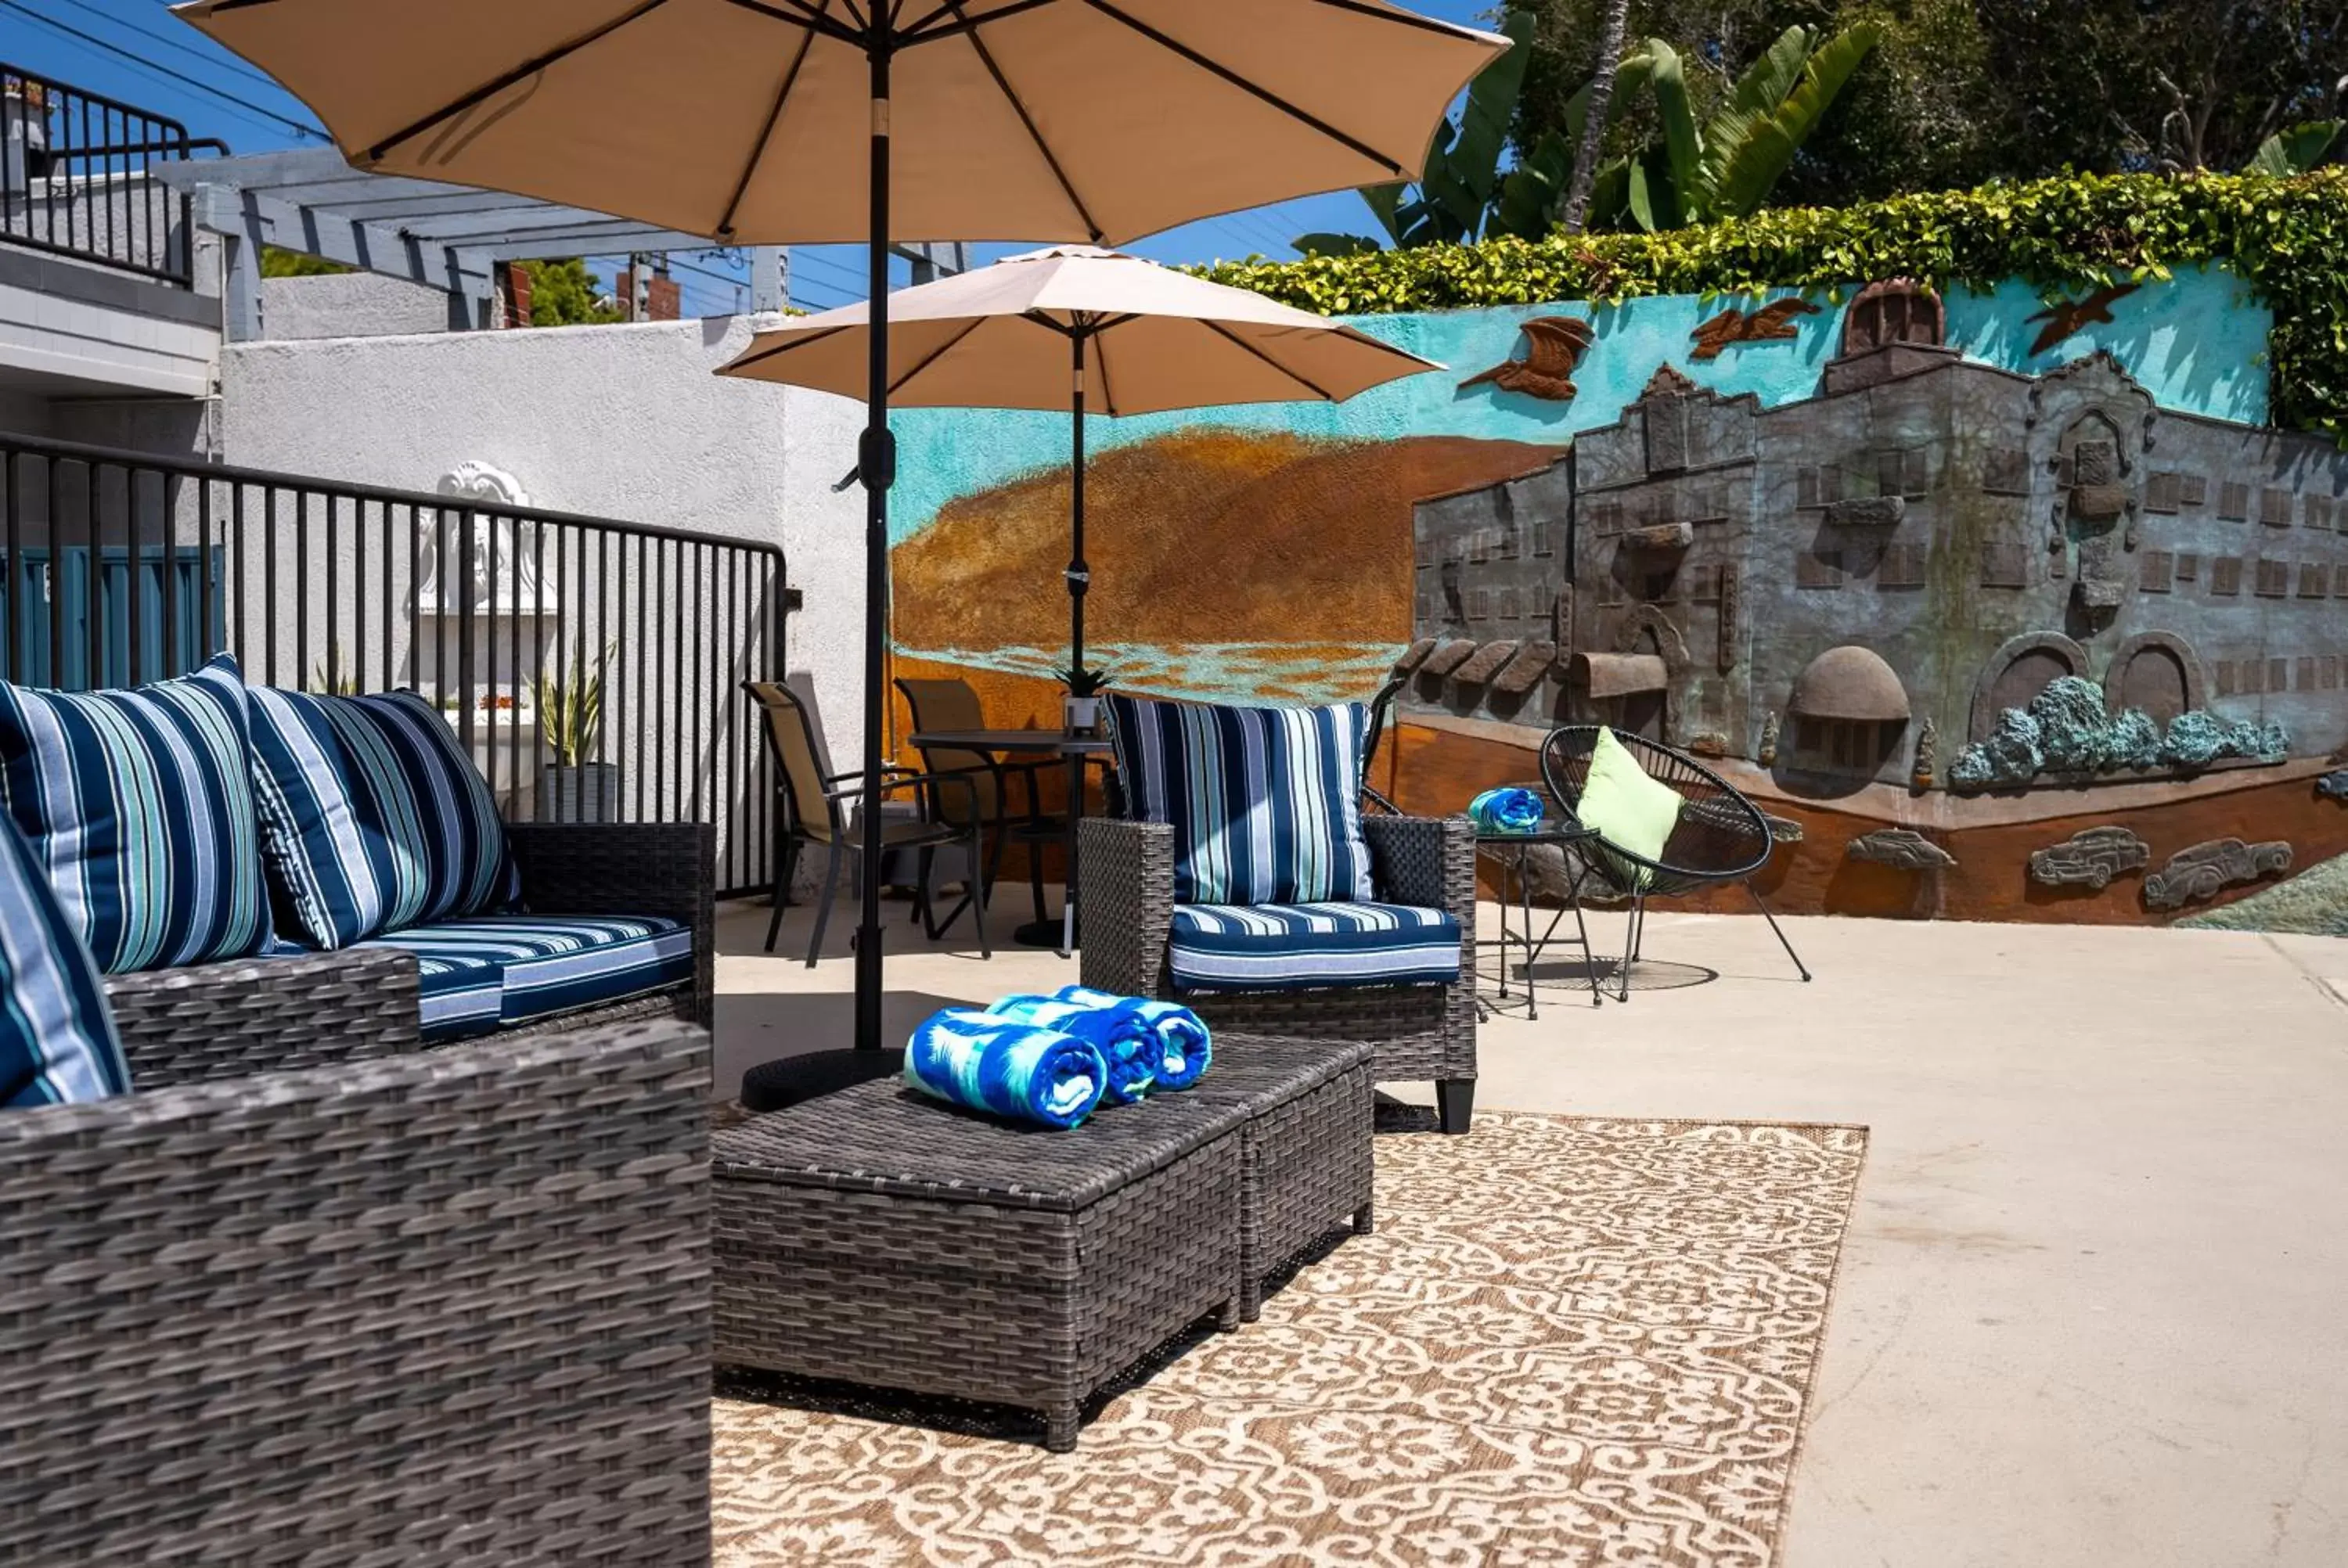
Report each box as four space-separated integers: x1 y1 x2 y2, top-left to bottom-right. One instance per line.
1539 725 1810 1000
744 678 991 965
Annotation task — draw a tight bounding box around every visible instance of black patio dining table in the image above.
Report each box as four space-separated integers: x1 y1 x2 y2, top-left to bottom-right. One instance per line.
909 728 1114 957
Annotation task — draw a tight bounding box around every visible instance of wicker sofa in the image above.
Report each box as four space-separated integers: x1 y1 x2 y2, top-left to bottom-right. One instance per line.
95 820 716 1057
0 1005 714 1565
1079 811 1480 1131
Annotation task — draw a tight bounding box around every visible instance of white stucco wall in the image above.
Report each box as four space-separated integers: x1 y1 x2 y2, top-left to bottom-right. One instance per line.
260 272 455 341
218 312 862 746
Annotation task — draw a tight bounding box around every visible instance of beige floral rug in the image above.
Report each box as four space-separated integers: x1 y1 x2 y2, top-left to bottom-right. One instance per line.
713 1113 1869 1568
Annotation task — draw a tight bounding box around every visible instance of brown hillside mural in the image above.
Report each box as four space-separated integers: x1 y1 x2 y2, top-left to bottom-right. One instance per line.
893 428 1563 671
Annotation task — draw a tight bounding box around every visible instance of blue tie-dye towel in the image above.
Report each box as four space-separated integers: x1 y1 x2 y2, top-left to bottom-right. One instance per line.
903 1009 1108 1129
1053 985 1212 1091
1468 786 1546 834
985 994 1158 1104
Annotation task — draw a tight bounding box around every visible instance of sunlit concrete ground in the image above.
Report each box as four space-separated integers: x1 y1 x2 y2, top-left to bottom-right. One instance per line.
713 890 2348 1567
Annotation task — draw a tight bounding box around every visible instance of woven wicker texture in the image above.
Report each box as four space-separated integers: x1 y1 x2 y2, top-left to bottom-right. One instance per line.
0 1018 714 1566
1187 1036 1376 1320
1078 813 1478 1088
103 945 421 1086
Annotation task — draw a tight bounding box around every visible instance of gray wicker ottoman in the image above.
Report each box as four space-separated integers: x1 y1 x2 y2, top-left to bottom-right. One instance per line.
1190 1034 1377 1322
712 1080 1249 1451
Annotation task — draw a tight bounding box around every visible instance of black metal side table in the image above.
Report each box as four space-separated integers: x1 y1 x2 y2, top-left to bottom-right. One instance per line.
1475 823 1604 1017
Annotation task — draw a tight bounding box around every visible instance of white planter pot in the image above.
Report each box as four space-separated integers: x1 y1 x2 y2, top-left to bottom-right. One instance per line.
1064 695 1101 735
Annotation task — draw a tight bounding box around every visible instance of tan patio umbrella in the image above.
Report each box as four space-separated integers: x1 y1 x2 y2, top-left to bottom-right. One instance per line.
717 243 1444 682
173 0 1510 1054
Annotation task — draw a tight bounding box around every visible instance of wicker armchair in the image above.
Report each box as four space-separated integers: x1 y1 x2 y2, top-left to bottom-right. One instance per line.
0 1015 712 1566
1079 812 1479 1131
1539 725 1810 1001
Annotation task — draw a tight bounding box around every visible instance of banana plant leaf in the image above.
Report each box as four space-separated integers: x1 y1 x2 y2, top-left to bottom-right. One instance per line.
1705 23 1878 218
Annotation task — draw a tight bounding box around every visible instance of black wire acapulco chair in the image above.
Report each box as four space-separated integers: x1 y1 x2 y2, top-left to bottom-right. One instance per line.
1360 671 1407 816
1539 725 1810 1001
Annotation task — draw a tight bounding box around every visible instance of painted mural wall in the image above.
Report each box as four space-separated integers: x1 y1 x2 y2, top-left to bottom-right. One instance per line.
888 264 2348 926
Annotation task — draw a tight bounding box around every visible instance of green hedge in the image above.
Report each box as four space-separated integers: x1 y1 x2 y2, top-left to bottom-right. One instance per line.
1194 171 2348 439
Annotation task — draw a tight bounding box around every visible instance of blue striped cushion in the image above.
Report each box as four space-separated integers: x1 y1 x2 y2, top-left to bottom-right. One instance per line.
247 688 520 948
1107 694 1374 905
0 811 128 1108
362 915 692 1041
0 654 272 973
1168 901 1461 992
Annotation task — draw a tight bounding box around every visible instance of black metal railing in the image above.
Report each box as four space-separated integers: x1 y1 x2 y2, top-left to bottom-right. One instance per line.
2 65 224 285
0 432 790 897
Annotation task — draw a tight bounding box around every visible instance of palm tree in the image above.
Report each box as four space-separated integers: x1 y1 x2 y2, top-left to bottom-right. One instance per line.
1560 0 1632 234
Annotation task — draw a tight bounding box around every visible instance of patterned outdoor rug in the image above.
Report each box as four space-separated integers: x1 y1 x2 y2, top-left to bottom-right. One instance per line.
712 1113 1869 1568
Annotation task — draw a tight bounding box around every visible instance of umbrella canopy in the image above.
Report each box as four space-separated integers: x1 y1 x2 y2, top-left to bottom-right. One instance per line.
716 244 1441 411
168 0 1507 247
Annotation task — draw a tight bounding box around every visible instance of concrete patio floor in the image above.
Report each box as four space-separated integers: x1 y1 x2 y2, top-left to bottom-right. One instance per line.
712 895 2348 1566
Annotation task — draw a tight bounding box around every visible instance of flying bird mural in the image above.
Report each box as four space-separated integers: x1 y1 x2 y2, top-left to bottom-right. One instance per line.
2024 283 2140 357
1689 298 1821 360
1457 316 1595 401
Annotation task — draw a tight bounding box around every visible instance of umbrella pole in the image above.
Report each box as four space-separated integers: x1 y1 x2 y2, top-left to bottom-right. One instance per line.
1068 328 1087 675
854 45 894 1052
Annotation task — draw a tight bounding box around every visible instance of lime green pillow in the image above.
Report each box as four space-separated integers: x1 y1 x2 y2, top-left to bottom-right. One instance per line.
1575 728 1683 884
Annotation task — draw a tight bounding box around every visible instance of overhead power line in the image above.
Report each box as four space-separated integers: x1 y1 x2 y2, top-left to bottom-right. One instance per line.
54 0 287 90
0 0 327 142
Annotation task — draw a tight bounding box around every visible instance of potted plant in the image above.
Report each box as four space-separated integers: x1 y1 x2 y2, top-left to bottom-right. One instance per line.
528 643 618 822
1057 664 1112 736
3 75 50 190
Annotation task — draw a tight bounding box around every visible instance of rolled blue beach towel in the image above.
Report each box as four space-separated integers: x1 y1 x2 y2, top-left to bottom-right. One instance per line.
1468 786 1545 834
903 1009 1108 1129
986 994 1158 1104
1053 985 1212 1091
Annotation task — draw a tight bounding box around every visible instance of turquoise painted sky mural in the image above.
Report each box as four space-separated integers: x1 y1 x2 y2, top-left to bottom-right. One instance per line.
888 264 2271 546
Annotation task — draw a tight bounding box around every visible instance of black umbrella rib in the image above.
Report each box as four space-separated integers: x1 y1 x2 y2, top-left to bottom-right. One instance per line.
720 322 861 372
899 0 1064 45
935 0 1105 242
720 0 867 43
1080 0 1409 177
363 0 677 162
715 0 832 238
1201 318 1337 401
888 315 992 397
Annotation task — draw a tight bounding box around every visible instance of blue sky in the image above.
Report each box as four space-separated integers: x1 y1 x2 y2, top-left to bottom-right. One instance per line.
6 0 1496 315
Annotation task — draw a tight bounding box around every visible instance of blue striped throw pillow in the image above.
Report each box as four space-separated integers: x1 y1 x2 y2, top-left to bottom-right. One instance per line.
0 654 273 974
246 687 520 949
1106 693 1374 905
0 811 128 1108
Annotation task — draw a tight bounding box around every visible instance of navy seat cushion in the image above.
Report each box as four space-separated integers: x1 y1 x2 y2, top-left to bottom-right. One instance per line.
1168 901 1462 993
361 915 693 1041
246 686 520 950
0 653 272 973
1106 692 1375 906
0 811 128 1109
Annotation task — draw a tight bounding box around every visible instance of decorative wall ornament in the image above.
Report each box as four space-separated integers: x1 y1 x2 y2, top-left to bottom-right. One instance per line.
1457 317 1594 401
1716 563 1739 674
1623 521 1695 552
2024 283 2140 357
1690 299 1820 360
2142 838 2292 911
1453 639 1521 686
1846 827 1957 870
1824 496 1905 529
1758 711 1781 766
1489 640 1558 697
1394 637 1438 674
2027 825 2151 889
1842 280 1945 354
1761 812 1803 843
1420 638 1478 678
1911 717 1938 790
1639 363 1699 400
2316 769 2348 801
420 461 553 614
